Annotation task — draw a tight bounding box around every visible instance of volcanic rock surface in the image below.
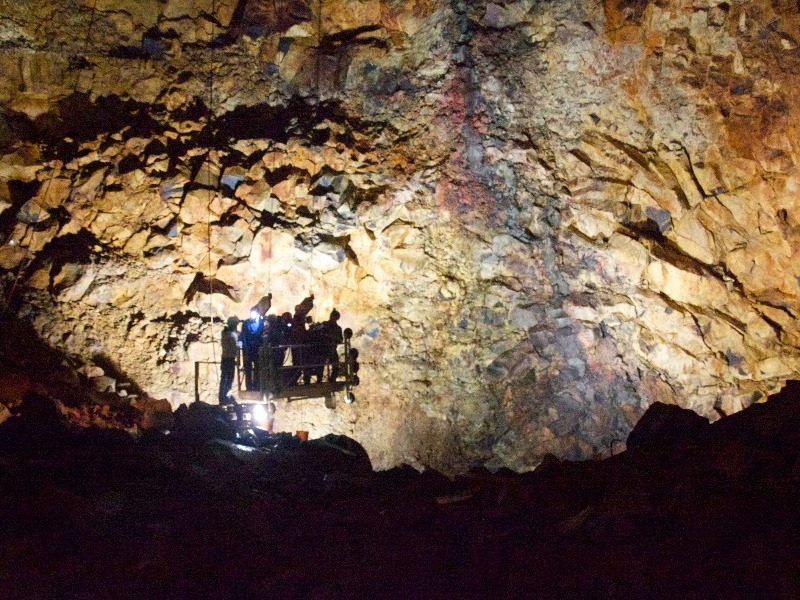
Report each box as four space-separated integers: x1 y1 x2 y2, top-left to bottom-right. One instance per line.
2 0 800 470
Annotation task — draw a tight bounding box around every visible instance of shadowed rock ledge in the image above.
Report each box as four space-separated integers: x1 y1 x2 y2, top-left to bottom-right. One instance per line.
1 378 800 599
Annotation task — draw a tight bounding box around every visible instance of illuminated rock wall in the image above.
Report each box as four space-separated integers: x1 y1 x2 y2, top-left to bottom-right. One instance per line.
2 0 800 470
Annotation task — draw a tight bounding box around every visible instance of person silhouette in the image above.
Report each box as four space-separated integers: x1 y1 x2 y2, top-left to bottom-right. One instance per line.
219 316 243 421
290 295 314 385
240 307 264 391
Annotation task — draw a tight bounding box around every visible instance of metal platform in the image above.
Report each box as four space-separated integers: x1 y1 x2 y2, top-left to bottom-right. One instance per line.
237 382 348 402
195 334 359 409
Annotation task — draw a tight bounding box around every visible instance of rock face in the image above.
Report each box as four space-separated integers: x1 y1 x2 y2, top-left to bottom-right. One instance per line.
1 0 800 471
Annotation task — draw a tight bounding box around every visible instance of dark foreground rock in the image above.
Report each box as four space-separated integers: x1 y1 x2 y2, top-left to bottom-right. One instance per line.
1 386 800 599
625 401 710 448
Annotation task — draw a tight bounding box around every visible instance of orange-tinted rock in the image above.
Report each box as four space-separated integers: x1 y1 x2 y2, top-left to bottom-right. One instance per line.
0 371 31 410
2 0 800 471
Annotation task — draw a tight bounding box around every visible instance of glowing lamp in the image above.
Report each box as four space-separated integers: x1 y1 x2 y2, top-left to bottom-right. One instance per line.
252 403 268 427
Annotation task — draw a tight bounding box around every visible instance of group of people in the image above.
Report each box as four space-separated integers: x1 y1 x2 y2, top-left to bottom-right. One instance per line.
218 293 344 405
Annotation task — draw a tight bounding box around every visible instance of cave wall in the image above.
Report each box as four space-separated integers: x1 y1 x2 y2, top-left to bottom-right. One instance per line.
1 0 800 471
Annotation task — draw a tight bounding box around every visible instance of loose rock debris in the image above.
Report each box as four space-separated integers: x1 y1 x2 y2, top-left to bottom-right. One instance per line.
1 383 800 599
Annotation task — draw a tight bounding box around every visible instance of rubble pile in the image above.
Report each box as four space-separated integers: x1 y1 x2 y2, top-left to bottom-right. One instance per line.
1 381 799 598
0 315 173 433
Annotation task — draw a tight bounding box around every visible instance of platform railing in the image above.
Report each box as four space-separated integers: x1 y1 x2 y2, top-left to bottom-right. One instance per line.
194 341 351 403
259 341 350 396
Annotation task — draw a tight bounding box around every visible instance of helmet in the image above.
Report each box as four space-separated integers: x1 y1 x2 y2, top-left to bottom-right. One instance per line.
329 309 340 321
226 316 239 328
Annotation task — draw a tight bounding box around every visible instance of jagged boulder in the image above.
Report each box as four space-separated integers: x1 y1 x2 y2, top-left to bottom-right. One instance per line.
300 433 373 474
170 401 237 442
0 392 72 451
626 401 710 449
132 396 174 431
709 380 800 447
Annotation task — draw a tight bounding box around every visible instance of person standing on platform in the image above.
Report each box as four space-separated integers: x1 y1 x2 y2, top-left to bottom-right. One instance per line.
219 316 242 421
290 294 314 385
241 307 264 391
322 308 343 382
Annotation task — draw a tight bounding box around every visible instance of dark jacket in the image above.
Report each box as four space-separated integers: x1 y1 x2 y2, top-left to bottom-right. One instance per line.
241 317 263 356
220 327 239 360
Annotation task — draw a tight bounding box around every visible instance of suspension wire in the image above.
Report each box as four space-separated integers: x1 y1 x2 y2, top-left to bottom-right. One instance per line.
73 0 99 93
267 224 272 300
315 0 322 104
79 0 99 58
308 239 315 322
308 0 323 321
206 0 219 389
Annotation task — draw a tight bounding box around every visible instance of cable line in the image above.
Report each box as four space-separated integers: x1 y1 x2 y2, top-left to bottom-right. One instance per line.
72 0 99 93
206 0 219 390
